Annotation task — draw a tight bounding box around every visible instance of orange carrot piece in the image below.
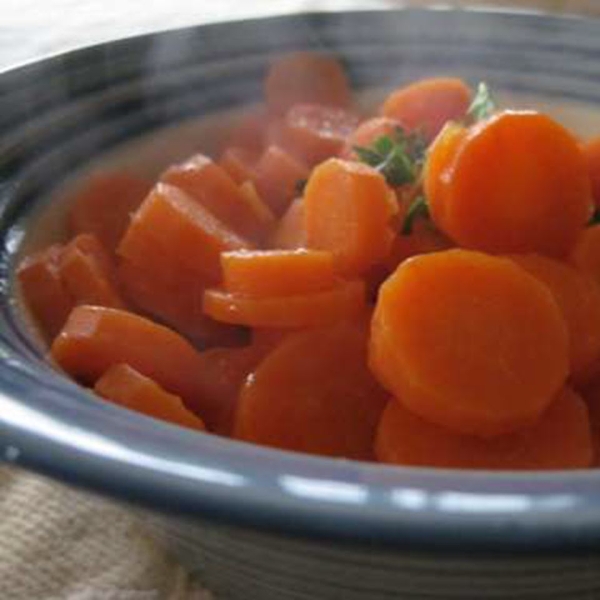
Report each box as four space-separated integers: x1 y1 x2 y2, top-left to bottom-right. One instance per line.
94 363 206 431
253 145 309 216
203 279 366 328
221 249 335 297
425 111 593 257
264 52 351 116
381 77 471 141
510 254 600 380
251 328 291 350
376 387 592 470
273 104 359 166
340 116 405 160
224 108 269 153
17 245 74 339
118 183 251 285
68 172 151 252
369 249 569 437
59 234 124 309
161 154 266 242
237 180 276 235
571 225 600 286
268 198 306 250
304 158 397 275
219 147 257 185
583 136 600 209
234 324 387 459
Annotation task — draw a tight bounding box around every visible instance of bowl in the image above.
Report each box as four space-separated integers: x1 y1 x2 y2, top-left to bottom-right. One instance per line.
3 8 600 599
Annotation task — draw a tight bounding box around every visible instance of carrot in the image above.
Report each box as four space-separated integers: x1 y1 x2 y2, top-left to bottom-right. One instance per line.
51 305 233 428
583 136 600 208
59 233 124 309
251 328 291 350
203 279 366 328
234 324 387 459
221 249 335 297
237 180 276 235
571 225 600 286
219 147 257 185
118 183 251 285
376 387 592 469
369 249 569 437
94 363 206 431
268 198 306 249
304 158 397 275
161 154 267 243
17 245 74 339
68 172 151 252
424 111 593 257
264 52 351 116
510 254 600 380
223 108 269 152
340 116 405 160
381 77 471 141
253 145 309 216
272 104 359 166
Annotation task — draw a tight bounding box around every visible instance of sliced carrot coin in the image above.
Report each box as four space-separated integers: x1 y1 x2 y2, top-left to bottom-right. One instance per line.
369 249 569 437
237 180 276 236
376 387 592 470
95 363 206 431
234 324 388 459
203 279 366 328
219 147 257 185
268 197 306 250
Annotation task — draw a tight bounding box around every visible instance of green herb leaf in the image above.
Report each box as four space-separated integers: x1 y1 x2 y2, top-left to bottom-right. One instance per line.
401 195 429 235
467 82 497 123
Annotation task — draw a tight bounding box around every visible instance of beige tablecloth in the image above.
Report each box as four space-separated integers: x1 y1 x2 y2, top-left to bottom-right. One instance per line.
1 1 599 599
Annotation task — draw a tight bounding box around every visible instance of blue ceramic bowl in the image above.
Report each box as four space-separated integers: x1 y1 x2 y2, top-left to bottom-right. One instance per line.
3 8 600 599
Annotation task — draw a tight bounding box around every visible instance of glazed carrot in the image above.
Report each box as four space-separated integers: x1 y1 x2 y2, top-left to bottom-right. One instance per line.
118 183 251 285
381 78 471 141
219 147 257 185
94 363 206 431
234 324 388 459
571 225 600 286
59 234 124 309
510 254 600 380
265 52 351 115
583 136 600 208
369 250 569 437
68 172 151 252
340 116 405 160
237 180 276 235
253 145 309 216
221 249 335 297
425 111 593 257
272 104 359 166
203 279 366 328
17 245 74 339
376 387 592 469
161 154 267 242
268 198 306 249
304 158 397 275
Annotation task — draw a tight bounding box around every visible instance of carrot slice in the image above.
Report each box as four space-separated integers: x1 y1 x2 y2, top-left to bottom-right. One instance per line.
253 145 309 216
161 154 266 242
265 52 351 115
571 225 600 286
273 104 359 166
59 234 124 309
268 198 306 250
118 183 251 285
304 158 397 275
234 324 387 459
425 111 593 257
381 77 471 141
510 254 600 380
340 116 405 160
221 249 335 297
68 172 151 252
94 363 206 431
376 387 592 470
237 180 276 235
369 249 569 437
583 136 600 208
219 147 257 185
203 279 366 328
17 245 74 339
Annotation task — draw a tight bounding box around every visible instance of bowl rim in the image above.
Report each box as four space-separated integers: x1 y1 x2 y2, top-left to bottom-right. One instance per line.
3 7 600 554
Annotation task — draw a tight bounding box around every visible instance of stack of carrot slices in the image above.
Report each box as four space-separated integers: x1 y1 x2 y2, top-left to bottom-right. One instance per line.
18 51 600 469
